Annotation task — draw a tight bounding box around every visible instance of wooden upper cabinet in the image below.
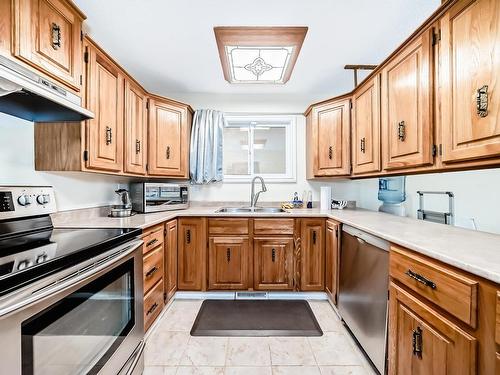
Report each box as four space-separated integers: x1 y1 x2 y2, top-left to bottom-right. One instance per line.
439 0 500 163
352 76 381 174
389 283 477 375
177 218 206 291
325 219 339 304
84 40 124 172
124 80 147 175
300 218 325 291
306 98 351 177
12 0 85 91
254 237 294 290
381 29 433 170
148 97 191 178
208 236 249 290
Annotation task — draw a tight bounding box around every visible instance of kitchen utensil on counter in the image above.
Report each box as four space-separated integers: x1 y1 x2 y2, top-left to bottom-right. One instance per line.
306 191 313 208
320 186 332 211
331 200 347 209
417 191 454 225
109 189 135 217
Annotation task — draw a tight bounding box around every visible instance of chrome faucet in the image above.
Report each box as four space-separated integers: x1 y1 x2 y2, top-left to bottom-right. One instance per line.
250 176 267 208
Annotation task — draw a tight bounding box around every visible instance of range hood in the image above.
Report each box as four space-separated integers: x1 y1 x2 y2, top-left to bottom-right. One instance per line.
0 55 94 122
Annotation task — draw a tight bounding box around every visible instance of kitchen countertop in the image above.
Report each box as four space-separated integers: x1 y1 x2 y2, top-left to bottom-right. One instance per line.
51 203 500 284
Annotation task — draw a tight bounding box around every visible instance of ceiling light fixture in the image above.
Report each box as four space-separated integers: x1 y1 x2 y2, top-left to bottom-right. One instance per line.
214 27 308 84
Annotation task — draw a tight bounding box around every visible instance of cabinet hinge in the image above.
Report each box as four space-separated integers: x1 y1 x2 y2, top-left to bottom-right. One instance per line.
432 29 441 46
432 144 437 157
83 150 89 161
84 48 89 64
349 101 353 109
146 100 150 110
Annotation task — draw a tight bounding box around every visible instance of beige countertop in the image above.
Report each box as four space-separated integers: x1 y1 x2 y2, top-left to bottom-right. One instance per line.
51 203 500 284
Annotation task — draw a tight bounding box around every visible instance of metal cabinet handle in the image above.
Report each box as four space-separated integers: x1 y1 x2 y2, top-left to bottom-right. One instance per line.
397 121 406 141
476 85 489 117
405 269 436 289
146 302 158 316
328 146 333 159
312 231 317 245
166 146 171 159
412 326 423 358
105 126 113 145
146 238 158 247
145 266 159 278
227 248 231 262
51 23 61 50
360 137 366 153
271 248 276 262
135 139 141 154
186 229 191 244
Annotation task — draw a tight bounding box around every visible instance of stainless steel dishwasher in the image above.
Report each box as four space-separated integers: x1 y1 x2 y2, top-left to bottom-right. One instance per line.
338 225 390 375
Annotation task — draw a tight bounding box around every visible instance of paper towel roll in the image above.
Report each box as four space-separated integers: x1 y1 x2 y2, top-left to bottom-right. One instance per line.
320 186 331 211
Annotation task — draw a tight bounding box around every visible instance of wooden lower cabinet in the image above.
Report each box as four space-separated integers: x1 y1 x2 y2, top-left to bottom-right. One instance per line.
389 282 477 374
144 279 164 332
300 219 326 291
254 237 294 290
208 236 249 290
325 220 340 303
165 219 178 301
143 245 164 294
178 218 206 291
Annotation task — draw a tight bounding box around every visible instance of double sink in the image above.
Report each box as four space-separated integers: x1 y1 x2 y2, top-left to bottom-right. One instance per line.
216 207 287 213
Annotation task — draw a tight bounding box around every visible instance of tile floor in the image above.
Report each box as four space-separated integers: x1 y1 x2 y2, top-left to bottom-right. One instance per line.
144 299 377 375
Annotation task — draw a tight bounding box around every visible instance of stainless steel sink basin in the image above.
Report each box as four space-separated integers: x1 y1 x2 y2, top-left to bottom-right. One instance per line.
216 207 287 213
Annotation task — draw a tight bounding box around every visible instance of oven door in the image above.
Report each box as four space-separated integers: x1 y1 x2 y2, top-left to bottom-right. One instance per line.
0 239 144 375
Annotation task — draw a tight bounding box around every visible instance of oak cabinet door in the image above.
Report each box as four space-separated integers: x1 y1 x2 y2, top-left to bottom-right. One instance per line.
388 283 477 375
325 220 339 304
148 98 190 177
165 219 178 301
85 42 124 172
308 99 351 177
352 76 381 174
439 0 500 163
254 237 294 290
300 219 325 291
208 236 249 290
13 0 84 91
178 218 205 291
381 30 433 170
124 80 147 175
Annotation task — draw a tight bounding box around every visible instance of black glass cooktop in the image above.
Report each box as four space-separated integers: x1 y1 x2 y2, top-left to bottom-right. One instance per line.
0 226 141 296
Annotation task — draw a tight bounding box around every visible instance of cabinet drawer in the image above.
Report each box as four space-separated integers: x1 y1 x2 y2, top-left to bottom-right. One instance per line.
254 219 294 235
144 279 164 332
209 218 249 235
143 245 164 294
496 292 500 345
142 224 164 254
390 245 478 327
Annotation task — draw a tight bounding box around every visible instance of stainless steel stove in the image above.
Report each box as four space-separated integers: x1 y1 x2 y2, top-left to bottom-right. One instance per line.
0 186 145 375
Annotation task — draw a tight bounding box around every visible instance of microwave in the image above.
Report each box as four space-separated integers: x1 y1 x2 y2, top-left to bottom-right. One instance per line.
131 183 189 213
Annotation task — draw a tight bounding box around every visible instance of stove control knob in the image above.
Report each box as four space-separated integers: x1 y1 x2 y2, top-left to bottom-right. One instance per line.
17 195 32 206
36 253 48 264
36 194 50 205
17 260 31 270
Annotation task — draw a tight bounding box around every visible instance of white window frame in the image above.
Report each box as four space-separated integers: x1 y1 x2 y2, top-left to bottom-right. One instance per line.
223 114 297 183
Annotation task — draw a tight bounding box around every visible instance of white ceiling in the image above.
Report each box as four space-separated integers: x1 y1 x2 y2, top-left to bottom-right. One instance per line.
74 0 440 109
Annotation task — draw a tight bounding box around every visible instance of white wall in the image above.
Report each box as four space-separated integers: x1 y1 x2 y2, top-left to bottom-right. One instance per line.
0 113 131 211
354 169 500 234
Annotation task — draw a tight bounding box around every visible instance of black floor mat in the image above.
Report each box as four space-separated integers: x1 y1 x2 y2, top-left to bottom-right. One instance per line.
190 300 323 337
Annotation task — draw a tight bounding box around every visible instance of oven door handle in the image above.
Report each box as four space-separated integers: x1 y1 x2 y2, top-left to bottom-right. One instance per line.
0 239 143 318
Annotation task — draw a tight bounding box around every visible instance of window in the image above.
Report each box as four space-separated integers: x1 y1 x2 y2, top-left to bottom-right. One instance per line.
223 115 296 182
